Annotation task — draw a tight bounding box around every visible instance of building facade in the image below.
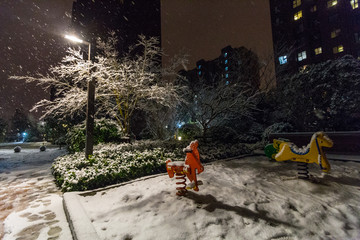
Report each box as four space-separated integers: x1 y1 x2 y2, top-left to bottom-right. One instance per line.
270 0 360 77
70 0 161 55
181 45 260 92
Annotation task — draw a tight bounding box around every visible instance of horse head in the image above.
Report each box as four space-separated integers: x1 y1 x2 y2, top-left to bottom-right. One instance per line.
314 132 334 148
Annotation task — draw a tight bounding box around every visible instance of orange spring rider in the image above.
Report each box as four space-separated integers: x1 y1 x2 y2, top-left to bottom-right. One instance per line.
166 140 204 196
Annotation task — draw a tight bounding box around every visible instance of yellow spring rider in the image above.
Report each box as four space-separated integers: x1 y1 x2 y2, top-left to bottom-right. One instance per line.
272 132 333 177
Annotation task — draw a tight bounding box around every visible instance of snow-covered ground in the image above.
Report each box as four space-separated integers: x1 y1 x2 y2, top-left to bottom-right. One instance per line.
0 144 72 239
78 156 360 240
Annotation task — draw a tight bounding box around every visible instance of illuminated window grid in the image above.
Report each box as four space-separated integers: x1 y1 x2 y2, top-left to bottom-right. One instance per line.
293 0 301 8
294 10 303 21
314 47 323 55
333 45 344 53
351 0 359 9
331 29 341 38
327 0 338 8
298 51 307 61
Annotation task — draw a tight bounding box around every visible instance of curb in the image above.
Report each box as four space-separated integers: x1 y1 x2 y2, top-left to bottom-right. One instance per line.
62 173 168 240
63 192 100 240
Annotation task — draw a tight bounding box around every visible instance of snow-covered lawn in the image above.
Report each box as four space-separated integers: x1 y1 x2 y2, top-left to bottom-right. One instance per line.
78 156 360 240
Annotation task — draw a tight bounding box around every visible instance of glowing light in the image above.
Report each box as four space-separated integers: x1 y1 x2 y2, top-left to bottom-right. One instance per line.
279 55 287 65
64 34 84 44
351 0 359 9
294 11 302 21
314 47 322 55
178 136 182 141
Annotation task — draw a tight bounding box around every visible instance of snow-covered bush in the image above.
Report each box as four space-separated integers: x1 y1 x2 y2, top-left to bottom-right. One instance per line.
262 122 293 142
198 142 251 162
275 55 360 131
52 139 252 191
52 145 180 192
14 146 21 153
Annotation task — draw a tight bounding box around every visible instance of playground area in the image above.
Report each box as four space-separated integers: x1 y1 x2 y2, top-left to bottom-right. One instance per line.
72 155 360 240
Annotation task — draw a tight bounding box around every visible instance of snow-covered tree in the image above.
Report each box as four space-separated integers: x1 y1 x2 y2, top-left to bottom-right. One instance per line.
11 33 185 136
275 55 360 131
182 74 260 137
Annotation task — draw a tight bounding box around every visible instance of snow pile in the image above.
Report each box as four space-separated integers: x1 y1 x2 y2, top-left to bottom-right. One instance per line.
78 156 360 240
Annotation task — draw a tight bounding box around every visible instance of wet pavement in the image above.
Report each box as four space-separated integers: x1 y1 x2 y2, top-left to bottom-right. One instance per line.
0 144 72 239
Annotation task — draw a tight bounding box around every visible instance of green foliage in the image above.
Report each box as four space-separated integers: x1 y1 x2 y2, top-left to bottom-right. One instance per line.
94 119 123 143
207 125 238 143
0 118 7 142
11 108 30 133
66 120 124 153
66 125 86 153
178 123 202 140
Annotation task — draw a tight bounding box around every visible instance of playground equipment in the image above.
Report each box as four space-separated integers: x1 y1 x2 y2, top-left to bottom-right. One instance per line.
166 140 204 196
265 132 333 179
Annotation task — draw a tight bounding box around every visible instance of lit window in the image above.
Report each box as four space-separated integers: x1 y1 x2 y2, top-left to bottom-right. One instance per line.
310 5 317 12
225 73 229 78
333 45 344 54
279 55 288 65
225 59 228 64
226 81 230 85
293 0 301 8
198 65 201 69
299 65 308 72
198 71 202 76
294 11 303 21
224 52 228 57
327 0 338 8
351 0 359 9
297 51 307 61
225 66 229 71
314 47 322 55
331 29 341 38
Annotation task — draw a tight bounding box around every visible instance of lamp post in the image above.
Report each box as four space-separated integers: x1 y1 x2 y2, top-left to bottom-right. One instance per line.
65 34 95 159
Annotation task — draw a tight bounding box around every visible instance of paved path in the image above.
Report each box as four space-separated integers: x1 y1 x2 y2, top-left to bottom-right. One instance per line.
0 145 72 239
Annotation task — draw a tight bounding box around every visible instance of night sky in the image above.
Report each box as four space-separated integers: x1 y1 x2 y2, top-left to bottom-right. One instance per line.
0 0 274 124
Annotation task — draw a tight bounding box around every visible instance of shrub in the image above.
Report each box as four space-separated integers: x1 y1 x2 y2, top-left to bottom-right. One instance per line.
207 126 238 143
52 139 252 192
262 122 293 142
178 123 202 140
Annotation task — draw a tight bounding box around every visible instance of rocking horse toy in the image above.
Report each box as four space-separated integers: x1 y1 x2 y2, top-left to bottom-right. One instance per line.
166 140 204 196
265 132 333 179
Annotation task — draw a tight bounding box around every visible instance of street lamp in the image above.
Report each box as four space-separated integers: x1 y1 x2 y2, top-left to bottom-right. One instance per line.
65 34 95 159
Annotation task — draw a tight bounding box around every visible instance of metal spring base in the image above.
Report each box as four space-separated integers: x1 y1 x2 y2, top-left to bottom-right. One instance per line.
297 162 309 179
175 172 187 196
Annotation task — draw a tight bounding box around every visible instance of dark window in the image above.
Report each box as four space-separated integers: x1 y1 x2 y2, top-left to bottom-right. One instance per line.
355 33 360 43
329 14 339 24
